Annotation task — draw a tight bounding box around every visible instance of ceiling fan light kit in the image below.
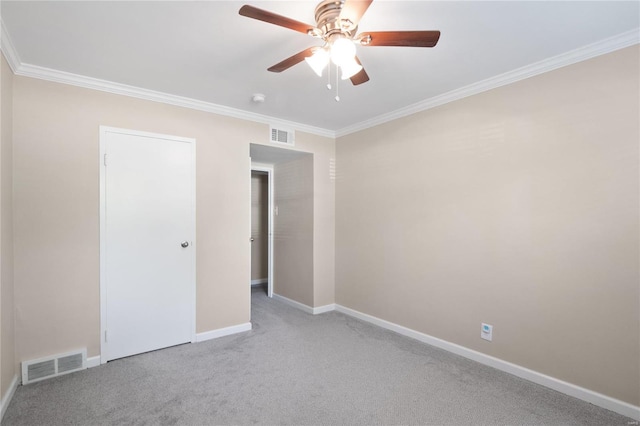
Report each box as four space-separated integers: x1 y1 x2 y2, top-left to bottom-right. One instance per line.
239 0 441 99
305 47 330 76
304 39 362 80
339 59 363 80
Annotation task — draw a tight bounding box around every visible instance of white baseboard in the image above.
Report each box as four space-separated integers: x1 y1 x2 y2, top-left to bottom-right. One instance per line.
0 374 19 420
86 356 101 369
195 322 252 343
272 294 334 315
92 323 252 364
335 304 640 420
251 279 267 286
272 293 314 314
335 304 640 421
313 303 336 314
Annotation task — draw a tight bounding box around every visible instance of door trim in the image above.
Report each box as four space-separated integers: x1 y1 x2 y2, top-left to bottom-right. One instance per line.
250 165 274 298
99 126 197 364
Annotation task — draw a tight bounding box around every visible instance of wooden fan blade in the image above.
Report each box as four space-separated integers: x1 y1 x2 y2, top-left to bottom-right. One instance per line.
339 0 373 28
267 47 316 73
350 57 370 85
360 31 441 47
239 5 315 35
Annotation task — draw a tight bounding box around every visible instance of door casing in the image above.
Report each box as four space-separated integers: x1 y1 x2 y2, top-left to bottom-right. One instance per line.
251 164 274 298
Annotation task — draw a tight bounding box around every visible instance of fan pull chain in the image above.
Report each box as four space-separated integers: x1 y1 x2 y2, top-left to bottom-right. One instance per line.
326 62 332 90
335 64 340 102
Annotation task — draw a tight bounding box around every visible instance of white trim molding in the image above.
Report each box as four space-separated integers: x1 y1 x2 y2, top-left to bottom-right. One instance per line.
15 63 334 138
273 294 314 315
313 303 336 315
91 316 250 365
2 17 637 140
2 52 333 139
335 304 640 421
335 28 640 137
0 374 19 420
250 164 275 298
0 18 21 73
272 294 336 315
1 18 330 138
195 322 252 343
86 356 101 369
250 279 268 286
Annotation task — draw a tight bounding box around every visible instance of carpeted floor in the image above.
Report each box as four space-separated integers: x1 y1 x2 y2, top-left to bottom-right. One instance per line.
2 287 633 425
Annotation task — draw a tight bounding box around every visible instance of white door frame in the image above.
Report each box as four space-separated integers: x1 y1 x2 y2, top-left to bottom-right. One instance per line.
250 165 274 298
99 126 197 364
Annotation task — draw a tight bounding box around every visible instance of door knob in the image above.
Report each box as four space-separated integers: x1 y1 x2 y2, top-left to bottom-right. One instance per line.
250 238 254 242
181 241 189 248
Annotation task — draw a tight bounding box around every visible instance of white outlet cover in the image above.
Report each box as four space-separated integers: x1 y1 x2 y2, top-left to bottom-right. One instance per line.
481 323 493 341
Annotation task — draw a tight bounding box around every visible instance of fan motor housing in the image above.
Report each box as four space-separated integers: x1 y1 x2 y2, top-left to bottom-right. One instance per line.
314 0 357 39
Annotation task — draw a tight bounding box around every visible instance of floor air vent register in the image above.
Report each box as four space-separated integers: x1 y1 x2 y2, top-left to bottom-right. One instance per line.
21 349 87 384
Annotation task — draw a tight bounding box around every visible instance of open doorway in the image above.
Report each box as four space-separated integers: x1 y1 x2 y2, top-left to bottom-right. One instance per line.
250 143 314 311
250 167 273 298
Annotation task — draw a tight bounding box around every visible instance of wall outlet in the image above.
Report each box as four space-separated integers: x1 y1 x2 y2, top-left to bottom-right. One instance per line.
481 323 493 341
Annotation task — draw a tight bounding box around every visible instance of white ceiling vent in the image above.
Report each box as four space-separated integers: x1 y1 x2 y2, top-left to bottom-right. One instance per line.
22 349 87 385
270 126 295 146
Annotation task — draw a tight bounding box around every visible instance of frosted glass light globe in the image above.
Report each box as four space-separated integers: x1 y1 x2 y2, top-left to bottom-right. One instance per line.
340 58 363 80
305 47 330 76
331 38 356 66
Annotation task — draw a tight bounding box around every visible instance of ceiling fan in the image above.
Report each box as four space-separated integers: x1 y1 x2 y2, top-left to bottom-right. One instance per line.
239 0 441 88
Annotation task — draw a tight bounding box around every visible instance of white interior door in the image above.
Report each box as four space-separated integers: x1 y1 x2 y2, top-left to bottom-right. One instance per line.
100 127 195 363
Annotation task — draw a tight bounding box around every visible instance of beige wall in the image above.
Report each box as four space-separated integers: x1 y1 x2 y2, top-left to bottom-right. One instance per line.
308 135 336 307
251 172 268 281
12 76 335 363
336 46 640 405
274 155 314 306
1 54 16 401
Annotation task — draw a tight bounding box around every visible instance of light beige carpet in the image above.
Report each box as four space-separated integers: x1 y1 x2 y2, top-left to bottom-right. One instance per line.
2 287 633 425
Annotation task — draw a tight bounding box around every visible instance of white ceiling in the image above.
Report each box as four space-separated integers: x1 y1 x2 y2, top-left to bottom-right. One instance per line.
2 1 638 135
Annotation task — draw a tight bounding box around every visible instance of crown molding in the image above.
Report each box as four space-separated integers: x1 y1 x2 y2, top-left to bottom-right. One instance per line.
335 28 640 138
0 18 21 73
0 16 335 138
0 15 334 139
2 17 637 141
15 63 336 138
